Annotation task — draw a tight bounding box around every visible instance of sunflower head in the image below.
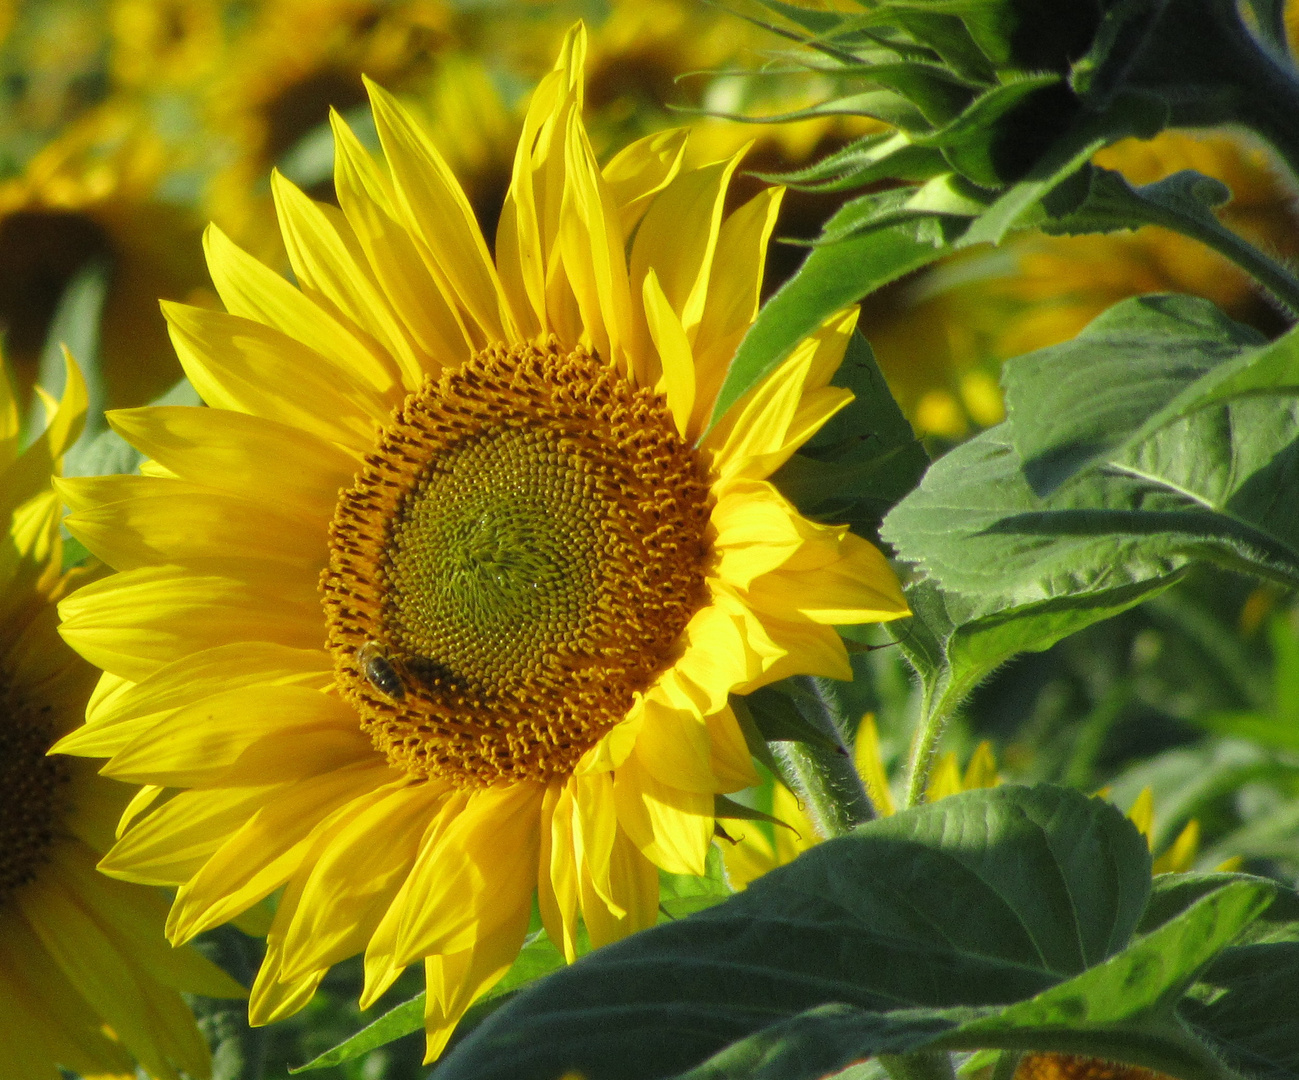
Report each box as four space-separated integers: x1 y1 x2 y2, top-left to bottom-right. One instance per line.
323 338 715 785
56 22 909 1059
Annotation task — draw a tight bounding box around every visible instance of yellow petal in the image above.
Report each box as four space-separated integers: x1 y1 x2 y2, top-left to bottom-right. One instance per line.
705 307 859 480
204 224 400 399
853 714 896 818
367 78 516 345
706 704 761 791
107 405 358 525
101 685 366 787
630 150 745 355
559 107 635 374
57 843 246 999
643 269 695 438
578 827 659 949
56 642 331 759
17 854 211 1080
926 752 963 803
163 301 389 449
603 127 689 235
100 785 274 887
573 770 621 916
0 906 136 1078
612 751 713 876
421 900 532 1063
538 782 580 964
692 187 785 430
1128 787 1155 841
58 566 322 682
64 482 325 579
249 937 327 1027
385 782 543 967
168 758 400 946
744 534 910 625
331 109 472 367
632 693 717 794
495 35 583 340
271 170 424 390
276 780 449 982
963 741 1000 790
1153 819 1200 875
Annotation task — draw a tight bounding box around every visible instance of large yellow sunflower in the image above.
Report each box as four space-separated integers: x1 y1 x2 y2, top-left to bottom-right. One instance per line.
0 352 244 1080
54 24 909 1059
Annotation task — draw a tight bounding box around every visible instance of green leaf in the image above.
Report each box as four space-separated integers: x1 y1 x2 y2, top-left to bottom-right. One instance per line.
1001 294 1263 495
291 992 426 1073
773 329 928 542
892 574 1181 754
29 259 109 449
433 786 1152 1080
883 301 1299 602
743 685 842 752
752 132 949 193
957 91 1167 246
710 216 963 426
659 845 733 920
672 881 1275 1080
914 75 1068 186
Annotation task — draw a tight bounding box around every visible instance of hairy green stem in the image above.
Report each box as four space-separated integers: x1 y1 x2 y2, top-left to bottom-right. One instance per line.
1150 196 1299 316
902 678 966 810
772 676 876 838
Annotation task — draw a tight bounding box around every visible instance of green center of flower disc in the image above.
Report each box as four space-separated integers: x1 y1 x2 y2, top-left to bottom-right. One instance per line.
383 425 606 695
322 340 714 786
0 689 69 902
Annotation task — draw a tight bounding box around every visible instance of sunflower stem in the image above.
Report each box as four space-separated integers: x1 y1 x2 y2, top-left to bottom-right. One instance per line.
773 676 875 838
902 679 962 810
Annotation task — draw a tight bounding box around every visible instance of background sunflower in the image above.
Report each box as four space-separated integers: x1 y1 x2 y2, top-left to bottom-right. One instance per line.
0 350 245 1080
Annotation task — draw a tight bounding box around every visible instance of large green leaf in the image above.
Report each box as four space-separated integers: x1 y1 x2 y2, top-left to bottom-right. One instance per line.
673 880 1277 1080
883 299 1299 602
433 786 1152 1080
1001 294 1263 494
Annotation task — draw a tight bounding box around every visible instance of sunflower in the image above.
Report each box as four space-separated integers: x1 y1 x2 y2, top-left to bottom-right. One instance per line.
55 23 909 1060
108 0 225 91
0 351 244 1080
0 99 209 412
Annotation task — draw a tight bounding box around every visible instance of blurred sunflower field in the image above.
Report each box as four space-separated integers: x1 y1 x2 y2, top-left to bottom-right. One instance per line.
4 0 1299 1078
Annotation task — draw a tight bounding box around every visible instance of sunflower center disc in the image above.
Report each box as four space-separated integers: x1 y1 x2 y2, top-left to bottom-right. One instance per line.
322 340 714 786
0 683 70 902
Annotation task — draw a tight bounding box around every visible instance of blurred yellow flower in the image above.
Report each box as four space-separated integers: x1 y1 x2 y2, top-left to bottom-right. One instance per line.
0 351 243 1080
0 100 208 412
55 25 908 1060
204 0 457 260
108 0 226 90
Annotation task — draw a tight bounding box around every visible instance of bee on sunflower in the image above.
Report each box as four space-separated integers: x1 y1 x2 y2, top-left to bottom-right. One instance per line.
0 352 244 1080
54 23 910 1060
